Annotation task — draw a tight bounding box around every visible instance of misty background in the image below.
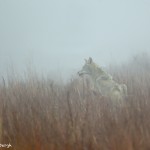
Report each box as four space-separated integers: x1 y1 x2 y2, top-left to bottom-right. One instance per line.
0 0 150 80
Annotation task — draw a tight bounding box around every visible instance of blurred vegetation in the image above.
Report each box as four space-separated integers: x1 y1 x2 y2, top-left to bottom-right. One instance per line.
0 53 150 150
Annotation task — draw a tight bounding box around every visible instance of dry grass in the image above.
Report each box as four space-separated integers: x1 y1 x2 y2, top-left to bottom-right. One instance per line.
0 54 150 150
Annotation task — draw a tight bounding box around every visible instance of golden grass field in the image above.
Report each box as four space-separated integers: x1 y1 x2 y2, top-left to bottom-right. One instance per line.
0 54 150 150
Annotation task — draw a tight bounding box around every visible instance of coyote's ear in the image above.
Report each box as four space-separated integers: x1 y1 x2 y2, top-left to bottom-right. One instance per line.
88 57 93 64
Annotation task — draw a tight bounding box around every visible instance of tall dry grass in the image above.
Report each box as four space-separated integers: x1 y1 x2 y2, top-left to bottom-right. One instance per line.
0 54 150 150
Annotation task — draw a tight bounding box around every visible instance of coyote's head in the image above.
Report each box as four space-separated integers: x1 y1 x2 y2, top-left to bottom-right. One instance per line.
78 57 99 77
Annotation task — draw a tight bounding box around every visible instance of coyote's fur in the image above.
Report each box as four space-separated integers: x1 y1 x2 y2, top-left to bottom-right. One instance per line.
78 57 127 101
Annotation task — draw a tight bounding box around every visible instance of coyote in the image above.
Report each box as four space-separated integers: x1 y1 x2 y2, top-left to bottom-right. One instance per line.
78 57 127 101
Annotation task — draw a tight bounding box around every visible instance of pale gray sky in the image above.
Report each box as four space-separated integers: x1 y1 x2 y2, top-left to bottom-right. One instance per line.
0 0 150 80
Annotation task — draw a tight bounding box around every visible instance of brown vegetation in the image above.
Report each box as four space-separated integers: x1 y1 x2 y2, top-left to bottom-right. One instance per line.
0 54 150 150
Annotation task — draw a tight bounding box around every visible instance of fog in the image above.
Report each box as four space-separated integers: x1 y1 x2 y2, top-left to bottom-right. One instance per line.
0 0 150 80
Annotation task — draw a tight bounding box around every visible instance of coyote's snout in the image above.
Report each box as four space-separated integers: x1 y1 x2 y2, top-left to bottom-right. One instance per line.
78 57 127 101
